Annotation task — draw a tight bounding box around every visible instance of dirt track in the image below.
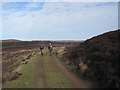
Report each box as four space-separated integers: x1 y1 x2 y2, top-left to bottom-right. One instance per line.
3 48 90 88
52 56 88 88
36 55 89 88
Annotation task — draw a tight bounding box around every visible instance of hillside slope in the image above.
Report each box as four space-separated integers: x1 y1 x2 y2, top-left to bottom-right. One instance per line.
64 30 120 88
1 39 22 42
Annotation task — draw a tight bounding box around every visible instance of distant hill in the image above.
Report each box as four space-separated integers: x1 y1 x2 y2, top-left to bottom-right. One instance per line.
1 39 22 42
1 39 81 48
64 30 120 88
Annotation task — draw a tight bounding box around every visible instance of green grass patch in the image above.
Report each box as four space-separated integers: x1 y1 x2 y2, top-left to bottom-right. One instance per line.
43 56 75 88
3 55 40 88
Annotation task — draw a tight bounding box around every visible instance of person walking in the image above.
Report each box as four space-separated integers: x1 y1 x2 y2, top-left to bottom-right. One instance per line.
48 43 53 55
39 45 44 56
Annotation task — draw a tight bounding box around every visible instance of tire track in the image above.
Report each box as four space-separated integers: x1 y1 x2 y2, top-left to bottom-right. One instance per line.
52 55 89 88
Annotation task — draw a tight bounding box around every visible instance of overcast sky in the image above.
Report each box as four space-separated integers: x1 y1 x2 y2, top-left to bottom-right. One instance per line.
1 1 118 40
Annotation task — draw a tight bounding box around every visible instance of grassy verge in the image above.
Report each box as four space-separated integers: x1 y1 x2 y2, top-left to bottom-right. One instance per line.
43 56 75 88
59 58 98 88
3 55 40 88
66 64 96 87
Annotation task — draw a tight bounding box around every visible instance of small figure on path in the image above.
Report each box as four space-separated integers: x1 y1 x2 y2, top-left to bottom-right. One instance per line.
39 46 44 56
48 43 53 55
